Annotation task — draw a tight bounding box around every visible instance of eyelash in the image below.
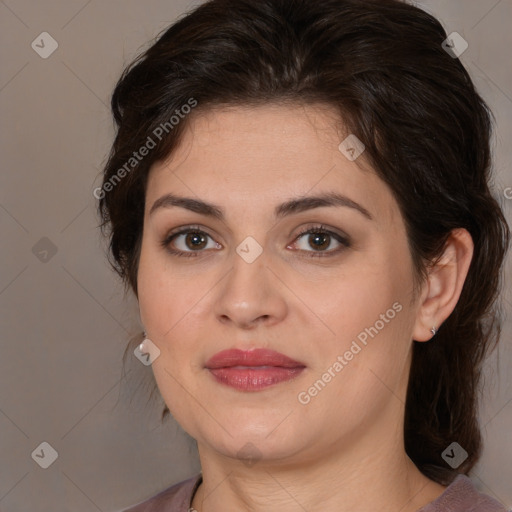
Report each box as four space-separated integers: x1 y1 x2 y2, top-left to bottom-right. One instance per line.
161 224 351 258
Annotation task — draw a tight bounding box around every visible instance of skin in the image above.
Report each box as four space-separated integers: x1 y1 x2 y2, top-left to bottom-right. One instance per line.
137 104 474 512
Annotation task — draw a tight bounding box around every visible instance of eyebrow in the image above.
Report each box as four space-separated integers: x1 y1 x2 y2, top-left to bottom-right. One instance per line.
149 191 373 221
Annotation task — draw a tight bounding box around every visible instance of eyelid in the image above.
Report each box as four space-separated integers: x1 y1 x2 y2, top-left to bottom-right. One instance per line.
163 224 213 242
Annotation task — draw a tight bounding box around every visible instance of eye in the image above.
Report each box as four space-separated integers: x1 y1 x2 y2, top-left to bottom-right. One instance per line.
289 224 351 257
162 225 221 257
161 224 351 259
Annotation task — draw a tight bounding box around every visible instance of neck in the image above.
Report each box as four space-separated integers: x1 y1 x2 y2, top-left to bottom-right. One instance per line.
191 425 446 512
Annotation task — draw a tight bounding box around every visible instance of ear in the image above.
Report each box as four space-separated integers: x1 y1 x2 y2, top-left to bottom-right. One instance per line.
412 228 474 342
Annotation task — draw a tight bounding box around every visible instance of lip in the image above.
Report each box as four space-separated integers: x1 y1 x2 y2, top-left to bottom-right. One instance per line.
205 348 306 391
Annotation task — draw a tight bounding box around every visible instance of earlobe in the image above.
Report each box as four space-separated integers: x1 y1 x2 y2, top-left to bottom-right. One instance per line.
412 228 474 342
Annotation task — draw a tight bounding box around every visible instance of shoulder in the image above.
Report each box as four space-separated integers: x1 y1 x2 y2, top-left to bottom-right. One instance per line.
418 474 508 512
122 474 202 512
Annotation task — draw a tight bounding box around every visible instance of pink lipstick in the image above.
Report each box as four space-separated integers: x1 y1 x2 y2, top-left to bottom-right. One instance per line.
205 348 305 391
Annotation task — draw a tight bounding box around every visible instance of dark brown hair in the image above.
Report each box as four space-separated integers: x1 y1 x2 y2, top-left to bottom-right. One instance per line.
98 0 510 485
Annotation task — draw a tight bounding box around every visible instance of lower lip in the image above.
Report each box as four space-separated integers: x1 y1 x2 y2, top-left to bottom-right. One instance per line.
208 366 305 391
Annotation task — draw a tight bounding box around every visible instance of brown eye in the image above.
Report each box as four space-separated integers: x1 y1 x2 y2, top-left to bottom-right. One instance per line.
291 225 351 257
162 226 221 258
307 232 331 251
183 231 208 250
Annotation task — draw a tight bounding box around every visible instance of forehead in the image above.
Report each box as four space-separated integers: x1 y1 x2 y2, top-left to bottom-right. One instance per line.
146 104 399 225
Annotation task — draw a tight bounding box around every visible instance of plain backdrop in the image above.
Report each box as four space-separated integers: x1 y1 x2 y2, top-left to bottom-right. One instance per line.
0 1 511 511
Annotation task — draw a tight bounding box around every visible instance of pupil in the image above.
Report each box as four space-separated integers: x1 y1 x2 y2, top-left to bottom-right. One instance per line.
311 233 329 250
187 232 206 249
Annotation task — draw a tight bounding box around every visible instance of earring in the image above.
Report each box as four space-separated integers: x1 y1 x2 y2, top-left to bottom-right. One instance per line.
430 326 438 336
139 331 148 352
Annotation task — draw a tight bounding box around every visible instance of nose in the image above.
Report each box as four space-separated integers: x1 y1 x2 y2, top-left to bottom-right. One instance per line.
213 249 288 330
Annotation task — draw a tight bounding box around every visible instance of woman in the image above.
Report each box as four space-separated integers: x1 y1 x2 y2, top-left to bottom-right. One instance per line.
98 0 510 510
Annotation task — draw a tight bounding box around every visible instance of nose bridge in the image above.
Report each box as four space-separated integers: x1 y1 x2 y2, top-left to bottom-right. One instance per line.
225 245 268 307
213 240 286 327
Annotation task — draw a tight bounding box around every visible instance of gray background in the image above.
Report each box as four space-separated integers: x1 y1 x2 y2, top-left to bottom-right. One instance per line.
0 1 511 511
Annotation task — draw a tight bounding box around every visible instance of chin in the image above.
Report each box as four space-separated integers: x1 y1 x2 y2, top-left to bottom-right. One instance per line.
192 412 310 462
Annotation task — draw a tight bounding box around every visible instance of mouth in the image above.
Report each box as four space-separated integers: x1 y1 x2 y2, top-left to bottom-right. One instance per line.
204 348 306 391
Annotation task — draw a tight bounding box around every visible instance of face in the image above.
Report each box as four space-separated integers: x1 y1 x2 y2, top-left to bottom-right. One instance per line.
137 104 421 466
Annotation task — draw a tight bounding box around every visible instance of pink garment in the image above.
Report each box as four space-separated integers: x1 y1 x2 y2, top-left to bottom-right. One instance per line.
417 474 507 512
122 473 508 511
122 474 200 512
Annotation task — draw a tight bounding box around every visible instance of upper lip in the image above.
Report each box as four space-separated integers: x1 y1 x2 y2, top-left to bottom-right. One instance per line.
205 348 305 369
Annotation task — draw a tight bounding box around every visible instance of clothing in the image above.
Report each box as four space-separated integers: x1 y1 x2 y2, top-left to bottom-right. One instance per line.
416 475 507 512
122 473 508 511
123 474 201 512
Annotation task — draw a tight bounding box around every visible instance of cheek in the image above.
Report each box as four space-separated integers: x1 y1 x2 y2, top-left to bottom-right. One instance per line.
311 259 401 336
137 244 197 334
310 249 415 383
137 243 178 345
136 248 215 381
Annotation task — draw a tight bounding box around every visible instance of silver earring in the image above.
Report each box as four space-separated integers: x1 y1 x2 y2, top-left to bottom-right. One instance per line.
430 326 438 336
